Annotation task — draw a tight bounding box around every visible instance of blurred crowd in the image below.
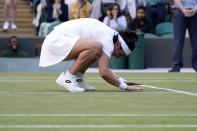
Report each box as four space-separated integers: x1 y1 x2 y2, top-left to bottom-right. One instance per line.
13 0 175 36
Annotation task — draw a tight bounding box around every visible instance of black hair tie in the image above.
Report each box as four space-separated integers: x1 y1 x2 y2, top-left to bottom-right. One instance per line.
113 34 119 44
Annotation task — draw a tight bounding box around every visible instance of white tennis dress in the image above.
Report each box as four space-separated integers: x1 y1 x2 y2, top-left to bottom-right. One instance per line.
39 18 128 67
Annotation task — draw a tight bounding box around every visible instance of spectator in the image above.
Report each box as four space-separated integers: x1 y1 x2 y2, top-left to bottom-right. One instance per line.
32 0 41 20
146 0 166 26
100 0 116 20
0 36 28 57
3 0 18 30
129 6 154 33
103 3 127 31
38 0 68 37
169 0 197 72
89 0 125 20
46 0 68 22
32 0 48 34
69 0 91 20
32 0 54 23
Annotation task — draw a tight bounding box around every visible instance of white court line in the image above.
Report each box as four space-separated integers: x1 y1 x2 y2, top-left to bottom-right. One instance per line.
0 114 197 117
0 124 197 128
0 87 196 96
142 85 197 96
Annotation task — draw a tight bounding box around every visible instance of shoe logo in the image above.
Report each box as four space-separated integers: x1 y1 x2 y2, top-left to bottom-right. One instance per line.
76 79 82 82
65 80 71 83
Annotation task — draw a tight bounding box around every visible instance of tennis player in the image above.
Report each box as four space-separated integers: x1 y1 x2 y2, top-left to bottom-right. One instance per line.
39 18 144 92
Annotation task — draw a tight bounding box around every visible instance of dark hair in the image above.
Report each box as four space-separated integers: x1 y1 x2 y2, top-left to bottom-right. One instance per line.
113 34 119 44
8 36 19 49
137 5 146 12
109 3 121 19
8 36 18 43
51 0 64 4
119 30 138 51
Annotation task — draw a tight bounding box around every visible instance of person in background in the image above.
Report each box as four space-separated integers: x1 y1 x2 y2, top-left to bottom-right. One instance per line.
146 0 166 26
103 3 127 31
99 0 116 20
0 36 28 57
38 0 68 37
46 0 68 22
3 0 18 30
129 6 154 33
32 0 48 34
32 0 44 22
69 0 91 20
89 0 125 21
169 0 197 72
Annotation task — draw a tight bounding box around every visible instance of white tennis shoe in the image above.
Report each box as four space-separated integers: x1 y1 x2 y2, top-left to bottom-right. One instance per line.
56 72 85 93
76 72 95 91
3 21 9 31
11 24 17 30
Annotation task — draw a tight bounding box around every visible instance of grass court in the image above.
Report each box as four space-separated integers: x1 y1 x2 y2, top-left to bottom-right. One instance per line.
0 72 197 131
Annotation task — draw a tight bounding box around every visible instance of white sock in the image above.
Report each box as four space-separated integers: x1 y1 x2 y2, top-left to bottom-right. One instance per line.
66 71 76 78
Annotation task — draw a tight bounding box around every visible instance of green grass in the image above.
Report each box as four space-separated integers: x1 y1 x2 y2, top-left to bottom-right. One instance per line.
0 72 197 131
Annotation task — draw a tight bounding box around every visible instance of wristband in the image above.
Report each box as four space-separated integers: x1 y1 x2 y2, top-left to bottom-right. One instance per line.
119 81 127 90
118 77 126 82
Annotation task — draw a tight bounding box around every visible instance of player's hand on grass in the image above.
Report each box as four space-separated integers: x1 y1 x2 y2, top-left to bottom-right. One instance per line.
125 86 144 91
125 81 143 86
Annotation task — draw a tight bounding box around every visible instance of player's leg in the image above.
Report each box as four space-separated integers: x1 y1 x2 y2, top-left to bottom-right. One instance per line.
68 38 102 90
76 58 98 91
65 38 102 74
56 38 102 92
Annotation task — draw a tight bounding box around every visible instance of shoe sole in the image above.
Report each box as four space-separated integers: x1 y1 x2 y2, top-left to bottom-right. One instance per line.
64 86 85 93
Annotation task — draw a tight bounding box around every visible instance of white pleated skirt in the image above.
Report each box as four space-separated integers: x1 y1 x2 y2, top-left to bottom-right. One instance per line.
39 30 79 67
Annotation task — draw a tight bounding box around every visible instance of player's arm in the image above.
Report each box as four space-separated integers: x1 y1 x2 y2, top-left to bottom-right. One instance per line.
98 52 144 91
98 52 120 87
